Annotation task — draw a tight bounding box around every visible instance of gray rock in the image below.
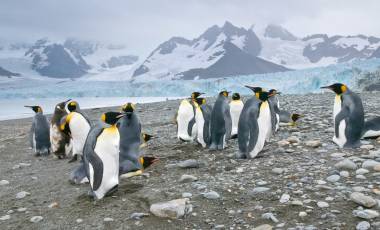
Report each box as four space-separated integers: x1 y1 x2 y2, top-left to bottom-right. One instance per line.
16 191 30 199
203 191 220 199
130 212 149 220
250 187 270 194
272 168 284 174
356 168 369 175
362 160 380 170
279 194 290 203
305 140 321 148
335 159 357 170
150 198 192 219
261 212 279 223
76 219 83 223
253 224 273 230
340 171 350 177
177 159 199 168
356 221 370 230
0 180 9 186
30 216 43 223
353 209 379 219
326 174 340 182
0 215 10 221
317 201 329 208
350 192 377 208
182 192 192 198
179 174 198 183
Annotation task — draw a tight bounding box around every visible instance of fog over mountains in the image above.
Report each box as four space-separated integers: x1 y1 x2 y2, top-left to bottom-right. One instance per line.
1 22 379 81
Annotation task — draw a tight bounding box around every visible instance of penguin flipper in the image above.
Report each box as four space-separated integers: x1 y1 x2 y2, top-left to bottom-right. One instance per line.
187 117 196 137
247 113 259 155
224 106 232 140
335 106 349 138
87 151 104 191
30 120 35 149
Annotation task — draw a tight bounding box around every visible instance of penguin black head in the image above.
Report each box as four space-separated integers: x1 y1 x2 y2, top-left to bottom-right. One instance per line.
101 112 125 125
194 97 206 106
219 90 230 97
245 85 263 93
269 89 281 95
24 105 43 114
67 101 79 112
320 83 347 95
191 92 204 99
291 113 302 122
142 133 154 143
232 93 241 100
257 91 272 101
121 103 135 113
140 156 159 169
55 99 71 112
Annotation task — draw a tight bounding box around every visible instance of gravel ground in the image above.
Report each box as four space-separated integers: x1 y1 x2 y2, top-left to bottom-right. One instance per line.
0 93 380 230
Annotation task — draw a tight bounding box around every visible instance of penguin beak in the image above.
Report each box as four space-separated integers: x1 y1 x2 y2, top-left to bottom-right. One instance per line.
276 92 282 95
63 99 72 105
320 86 331 89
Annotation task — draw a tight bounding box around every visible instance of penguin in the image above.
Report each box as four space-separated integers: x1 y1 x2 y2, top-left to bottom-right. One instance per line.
362 117 380 139
268 89 281 133
118 103 158 178
237 90 273 159
50 99 72 159
176 92 203 142
194 97 212 148
83 112 124 200
63 101 92 162
321 83 364 148
25 105 51 156
209 90 232 150
140 133 154 148
279 111 302 126
229 93 244 139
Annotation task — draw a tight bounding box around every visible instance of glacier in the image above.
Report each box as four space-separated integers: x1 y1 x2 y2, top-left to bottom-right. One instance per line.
1 58 380 99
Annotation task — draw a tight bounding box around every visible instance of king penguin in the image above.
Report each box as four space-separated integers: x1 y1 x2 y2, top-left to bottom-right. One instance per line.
209 90 232 150
362 117 380 139
279 111 302 126
118 103 158 178
229 93 244 139
321 83 364 148
50 99 72 159
268 89 281 133
237 90 273 159
25 105 51 156
194 97 212 148
64 101 92 162
176 92 203 142
83 112 124 200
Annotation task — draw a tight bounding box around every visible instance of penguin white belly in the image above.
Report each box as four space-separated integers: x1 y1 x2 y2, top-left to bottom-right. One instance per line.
195 108 206 147
230 101 243 136
332 96 347 148
250 103 271 158
69 113 91 156
32 133 36 152
275 114 280 131
177 100 196 141
92 129 120 200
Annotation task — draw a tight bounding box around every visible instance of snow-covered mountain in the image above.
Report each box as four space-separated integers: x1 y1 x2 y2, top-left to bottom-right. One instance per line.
0 38 139 79
133 22 380 81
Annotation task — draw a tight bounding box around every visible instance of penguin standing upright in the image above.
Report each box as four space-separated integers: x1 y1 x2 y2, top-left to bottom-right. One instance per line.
176 92 203 142
237 89 273 159
25 106 50 156
50 99 72 159
194 97 212 148
118 103 158 178
229 93 244 139
209 90 232 150
321 83 364 148
268 89 281 135
83 112 124 200
64 101 91 162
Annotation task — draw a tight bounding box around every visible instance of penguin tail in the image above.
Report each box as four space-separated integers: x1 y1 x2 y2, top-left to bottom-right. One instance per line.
141 156 159 169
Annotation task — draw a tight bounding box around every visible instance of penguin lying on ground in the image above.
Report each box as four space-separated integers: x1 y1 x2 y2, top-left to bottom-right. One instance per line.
209 90 232 150
194 97 212 148
362 117 380 139
118 103 158 178
83 112 124 200
229 93 244 139
321 83 364 148
279 111 302 126
237 89 273 159
50 99 72 159
176 92 203 142
25 105 50 156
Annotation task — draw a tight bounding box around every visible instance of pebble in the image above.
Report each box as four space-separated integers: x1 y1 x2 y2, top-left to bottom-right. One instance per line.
150 198 191 219
0 215 10 221
287 136 300 143
250 187 270 194
350 192 377 208
291 200 303 206
104 217 114 222
17 208 27 212
203 191 220 200
340 171 350 177
253 224 273 230
356 168 369 175
362 160 380 170
356 221 370 230
317 201 329 208
305 140 321 148
177 159 199 168
277 140 290 147
76 218 83 223
360 144 374 150
179 174 198 183
0 180 9 186
182 192 192 198
353 209 379 219
326 174 340 182
279 194 290 203
272 168 284 174
30 216 43 223
335 159 357 170
374 164 380 171
299 211 307 217
261 212 279 223
16 191 30 199
48 202 59 208
130 212 149 220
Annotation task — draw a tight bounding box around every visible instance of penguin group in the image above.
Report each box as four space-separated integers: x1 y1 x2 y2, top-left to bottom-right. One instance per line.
175 86 302 158
25 100 158 200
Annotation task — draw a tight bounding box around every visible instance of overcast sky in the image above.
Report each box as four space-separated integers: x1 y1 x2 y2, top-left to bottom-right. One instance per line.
1 0 379 56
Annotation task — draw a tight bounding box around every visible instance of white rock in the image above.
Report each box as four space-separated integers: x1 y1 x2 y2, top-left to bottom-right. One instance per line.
203 191 220 200
272 168 284 174
353 209 379 219
182 192 192 198
340 171 350 177
305 140 321 148
356 221 370 230
76 218 83 223
350 192 377 208
356 168 369 175
16 191 30 199
362 160 380 170
360 144 374 150
299 211 307 217
0 215 10 221
0 180 9 186
317 201 329 208
326 175 340 182
335 159 357 170
253 224 273 230
103 217 114 222
30 216 43 223
150 198 191 219
279 194 290 203
179 174 198 183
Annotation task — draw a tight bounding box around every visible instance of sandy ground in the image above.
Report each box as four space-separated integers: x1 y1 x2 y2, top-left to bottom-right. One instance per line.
0 93 380 230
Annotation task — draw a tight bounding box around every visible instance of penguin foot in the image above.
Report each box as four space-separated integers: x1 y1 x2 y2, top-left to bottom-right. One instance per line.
68 154 78 163
87 190 95 198
106 185 119 197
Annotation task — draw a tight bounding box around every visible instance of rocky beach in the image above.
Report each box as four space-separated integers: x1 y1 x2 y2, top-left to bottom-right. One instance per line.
0 93 380 230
